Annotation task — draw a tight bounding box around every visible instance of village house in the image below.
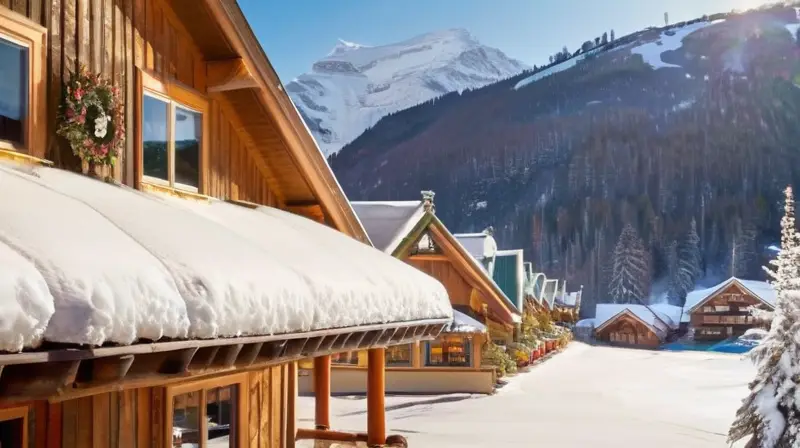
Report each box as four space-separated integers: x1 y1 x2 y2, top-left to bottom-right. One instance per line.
0 1 453 447
297 193 520 395
593 304 683 348
682 277 776 341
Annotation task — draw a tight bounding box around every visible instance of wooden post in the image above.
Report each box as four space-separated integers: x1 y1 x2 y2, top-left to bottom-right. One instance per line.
313 355 331 430
287 361 297 448
367 348 386 447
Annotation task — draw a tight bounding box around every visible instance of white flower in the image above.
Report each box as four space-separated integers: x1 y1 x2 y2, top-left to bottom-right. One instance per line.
94 113 108 139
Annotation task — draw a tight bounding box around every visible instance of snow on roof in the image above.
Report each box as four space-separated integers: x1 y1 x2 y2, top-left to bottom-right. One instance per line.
454 232 497 260
0 163 452 352
682 277 777 320
558 291 581 307
648 304 683 328
350 201 426 253
594 304 674 333
443 309 487 334
576 318 595 328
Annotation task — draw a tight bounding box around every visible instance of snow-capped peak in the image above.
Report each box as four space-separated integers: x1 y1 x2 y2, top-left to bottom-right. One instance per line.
328 39 369 57
287 28 528 156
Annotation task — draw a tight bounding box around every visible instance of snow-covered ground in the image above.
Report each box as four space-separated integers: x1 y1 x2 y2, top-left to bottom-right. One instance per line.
297 343 755 447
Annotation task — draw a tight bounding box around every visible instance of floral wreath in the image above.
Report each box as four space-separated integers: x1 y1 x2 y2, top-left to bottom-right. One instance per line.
57 64 125 168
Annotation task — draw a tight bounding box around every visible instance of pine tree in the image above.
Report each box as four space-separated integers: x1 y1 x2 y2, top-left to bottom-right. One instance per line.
610 29 615 42
609 224 649 303
729 186 800 447
676 218 702 301
602 32 609 44
665 240 681 304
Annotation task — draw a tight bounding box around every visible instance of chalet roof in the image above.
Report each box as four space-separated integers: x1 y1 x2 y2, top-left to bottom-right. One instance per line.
542 279 559 308
350 201 426 254
682 277 777 322
557 291 581 307
443 309 487 334
0 162 452 353
594 304 675 335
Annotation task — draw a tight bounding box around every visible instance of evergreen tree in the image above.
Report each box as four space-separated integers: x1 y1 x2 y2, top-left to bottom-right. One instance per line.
610 29 615 41
602 32 609 44
729 186 800 447
610 224 649 303
665 240 682 304
676 218 702 301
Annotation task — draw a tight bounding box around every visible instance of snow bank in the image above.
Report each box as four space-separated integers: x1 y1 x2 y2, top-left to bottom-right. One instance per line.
0 164 189 346
0 163 451 351
631 21 720 69
0 240 54 352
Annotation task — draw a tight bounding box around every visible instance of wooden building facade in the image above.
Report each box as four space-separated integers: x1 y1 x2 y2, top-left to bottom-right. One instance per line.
0 1 452 447
683 278 775 342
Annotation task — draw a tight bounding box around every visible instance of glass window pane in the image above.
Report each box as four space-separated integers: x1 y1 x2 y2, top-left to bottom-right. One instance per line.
172 391 201 448
385 345 412 367
143 94 169 182
426 336 470 367
206 385 236 448
332 351 359 365
174 106 201 189
0 36 28 145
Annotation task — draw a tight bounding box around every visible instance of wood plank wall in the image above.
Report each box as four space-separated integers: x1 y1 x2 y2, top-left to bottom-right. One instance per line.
0 0 279 207
48 365 289 448
407 258 474 309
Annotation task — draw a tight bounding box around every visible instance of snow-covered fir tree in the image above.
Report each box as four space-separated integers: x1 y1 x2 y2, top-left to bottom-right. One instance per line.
666 240 682 304
672 218 702 302
609 224 649 303
729 186 800 447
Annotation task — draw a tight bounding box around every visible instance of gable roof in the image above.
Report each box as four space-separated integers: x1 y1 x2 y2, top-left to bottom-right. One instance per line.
186 1 371 244
350 201 521 324
454 232 498 262
594 304 674 337
350 201 426 253
683 277 777 317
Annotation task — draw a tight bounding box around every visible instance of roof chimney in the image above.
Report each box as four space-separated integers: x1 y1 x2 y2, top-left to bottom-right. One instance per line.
421 190 435 214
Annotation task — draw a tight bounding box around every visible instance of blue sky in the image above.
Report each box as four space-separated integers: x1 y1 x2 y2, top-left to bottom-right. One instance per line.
240 0 766 83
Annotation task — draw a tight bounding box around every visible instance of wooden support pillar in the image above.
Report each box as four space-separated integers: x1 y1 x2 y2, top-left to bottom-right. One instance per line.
367 348 386 447
287 361 297 448
313 355 331 430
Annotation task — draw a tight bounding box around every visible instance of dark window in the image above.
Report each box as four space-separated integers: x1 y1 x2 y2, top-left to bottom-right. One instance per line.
174 105 201 189
142 94 169 182
0 36 27 145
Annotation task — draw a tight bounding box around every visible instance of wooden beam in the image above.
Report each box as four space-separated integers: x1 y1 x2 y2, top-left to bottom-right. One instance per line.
206 58 258 92
367 348 386 446
285 203 326 224
408 253 449 262
88 355 135 384
0 360 80 401
313 355 331 430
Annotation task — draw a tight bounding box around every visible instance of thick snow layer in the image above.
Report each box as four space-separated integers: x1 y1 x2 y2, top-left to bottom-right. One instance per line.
453 232 497 261
0 164 189 346
0 240 54 352
297 343 755 447
165 197 452 331
287 28 527 156
631 21 719 69
350 201 426 253
0 163 451 351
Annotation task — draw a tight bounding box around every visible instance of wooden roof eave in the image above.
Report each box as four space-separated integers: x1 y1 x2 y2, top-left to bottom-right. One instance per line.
206 0 371 246
0 318 448 404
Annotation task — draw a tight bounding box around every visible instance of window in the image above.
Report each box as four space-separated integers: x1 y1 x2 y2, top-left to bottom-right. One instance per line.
426 336 471 367
138 70 206 192
331 351 359 365
0 8 45 156
0 406 28 448
385 344 412 367
715 305 730 312
166 375 245 448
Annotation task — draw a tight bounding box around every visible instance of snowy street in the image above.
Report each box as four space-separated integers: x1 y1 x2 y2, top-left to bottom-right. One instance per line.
297 343 755 447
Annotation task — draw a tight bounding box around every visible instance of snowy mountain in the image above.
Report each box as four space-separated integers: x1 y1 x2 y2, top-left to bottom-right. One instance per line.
285 28 528 156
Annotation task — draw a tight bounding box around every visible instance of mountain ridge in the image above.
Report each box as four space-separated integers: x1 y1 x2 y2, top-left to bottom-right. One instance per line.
286 28 528 156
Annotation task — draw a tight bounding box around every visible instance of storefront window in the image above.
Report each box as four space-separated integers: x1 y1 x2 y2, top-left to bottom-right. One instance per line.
385 344 412 367
169 377 241 448
331 351 359 365
426 336 471 367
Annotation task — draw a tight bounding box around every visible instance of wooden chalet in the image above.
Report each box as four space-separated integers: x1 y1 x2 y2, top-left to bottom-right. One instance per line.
0 1 453 447
682 277 776 341
298 193 520 395
593 304 682 348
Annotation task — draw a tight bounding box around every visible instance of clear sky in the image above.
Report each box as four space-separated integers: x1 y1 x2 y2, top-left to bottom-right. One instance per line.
239 0 768 83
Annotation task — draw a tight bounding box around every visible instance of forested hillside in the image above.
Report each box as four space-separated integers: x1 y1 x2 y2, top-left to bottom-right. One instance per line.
329 5 800 316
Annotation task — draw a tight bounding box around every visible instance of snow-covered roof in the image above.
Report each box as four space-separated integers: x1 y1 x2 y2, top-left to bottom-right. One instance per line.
648 304 683 329
454 232 497 260
594 304 675 335
443 309 487 334
682 277 777 321
350 200 426 254
0 163 452 353
558 291 581 307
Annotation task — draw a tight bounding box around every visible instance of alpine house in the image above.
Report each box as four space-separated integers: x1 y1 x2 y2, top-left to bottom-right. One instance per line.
0 1 451 447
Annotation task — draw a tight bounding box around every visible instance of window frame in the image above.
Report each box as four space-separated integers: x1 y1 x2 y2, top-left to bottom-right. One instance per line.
136 69 208 194
0 405 29 447
0 7 46 157
164 373 248 448
385 344 413 367
425 336 472 368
